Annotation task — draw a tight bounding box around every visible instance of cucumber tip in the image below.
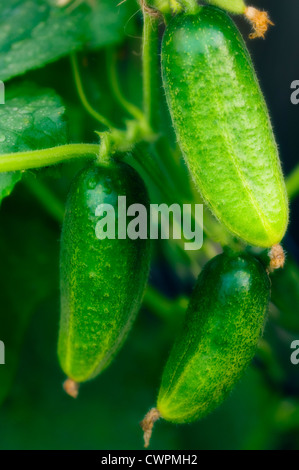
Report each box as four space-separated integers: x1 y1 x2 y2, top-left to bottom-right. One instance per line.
63 378 79 398
269 244 285 272
140 408 160 448
245 7 274 39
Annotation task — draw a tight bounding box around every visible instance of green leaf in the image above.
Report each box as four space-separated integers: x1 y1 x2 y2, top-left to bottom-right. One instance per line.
0 82 67 204
1 83 66 152
0 172 22 202
0 0 137 82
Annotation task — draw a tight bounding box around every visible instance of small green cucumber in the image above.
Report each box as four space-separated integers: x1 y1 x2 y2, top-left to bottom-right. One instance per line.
162 6 288 248
141 253 270 445
158 253 270 422
58 162 151 389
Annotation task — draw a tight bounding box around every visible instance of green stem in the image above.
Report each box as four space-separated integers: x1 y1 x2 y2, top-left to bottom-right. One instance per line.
142 11 160 131
286 165 299 200
145 0 169 14
23 175 65 224
97 120 156 164
0 144 100 172
179 0 200 14
106 48 146 123
206 0 246 15
71 53 114 129
169 0 183 13
145 0 182 19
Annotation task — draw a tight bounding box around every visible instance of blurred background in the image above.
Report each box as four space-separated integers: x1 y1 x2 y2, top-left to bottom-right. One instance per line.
0 0 298 450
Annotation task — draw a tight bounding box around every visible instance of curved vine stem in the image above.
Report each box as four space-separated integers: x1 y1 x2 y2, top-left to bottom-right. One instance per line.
142 9 160 131
71 53 114 129
0 144 100 172
106 48 146 123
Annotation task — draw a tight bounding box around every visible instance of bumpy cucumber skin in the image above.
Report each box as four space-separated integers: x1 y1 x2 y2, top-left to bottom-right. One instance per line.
157 253 270 423
58 162 151 383
162 7 288 248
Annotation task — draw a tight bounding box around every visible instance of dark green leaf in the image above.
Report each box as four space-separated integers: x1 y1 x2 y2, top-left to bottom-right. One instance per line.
0 0 137 82
0 82 67 203
0 172 22 202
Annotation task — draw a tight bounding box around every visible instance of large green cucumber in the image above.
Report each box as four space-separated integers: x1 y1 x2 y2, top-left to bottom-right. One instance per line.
161 6 288 247
157 253 270 423
58 162 151 384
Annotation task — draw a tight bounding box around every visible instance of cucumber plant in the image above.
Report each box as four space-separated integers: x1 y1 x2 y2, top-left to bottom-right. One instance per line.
0 0 298 451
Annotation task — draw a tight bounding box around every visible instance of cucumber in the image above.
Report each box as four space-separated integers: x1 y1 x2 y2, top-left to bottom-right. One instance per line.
58 162 151 386
158 253 270 423
141 253 270 446
161 6 288 248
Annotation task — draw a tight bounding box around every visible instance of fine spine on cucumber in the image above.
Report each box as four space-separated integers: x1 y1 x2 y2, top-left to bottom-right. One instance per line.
58 162 151 388
161 7 288 248
141 252 270 446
